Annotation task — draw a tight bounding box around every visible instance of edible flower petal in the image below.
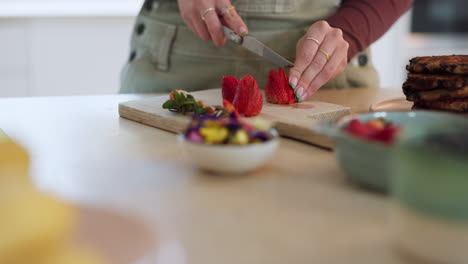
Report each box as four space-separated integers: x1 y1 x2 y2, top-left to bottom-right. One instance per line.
187 131 203 143
200 127 229 144
231 129 249 145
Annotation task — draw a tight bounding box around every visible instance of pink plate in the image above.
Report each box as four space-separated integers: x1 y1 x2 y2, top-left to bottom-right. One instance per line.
370 97 414 112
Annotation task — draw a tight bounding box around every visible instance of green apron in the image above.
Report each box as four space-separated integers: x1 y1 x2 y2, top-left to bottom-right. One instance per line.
120 0 379 93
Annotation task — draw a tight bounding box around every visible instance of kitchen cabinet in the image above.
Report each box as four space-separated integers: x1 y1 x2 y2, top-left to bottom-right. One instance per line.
0 17 135 97
0 1 141 97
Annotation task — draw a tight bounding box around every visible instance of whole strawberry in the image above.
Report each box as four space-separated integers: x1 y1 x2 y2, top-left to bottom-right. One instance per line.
265 68 297 104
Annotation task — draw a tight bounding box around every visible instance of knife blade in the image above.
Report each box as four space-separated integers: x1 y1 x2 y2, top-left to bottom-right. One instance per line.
223 26 294 68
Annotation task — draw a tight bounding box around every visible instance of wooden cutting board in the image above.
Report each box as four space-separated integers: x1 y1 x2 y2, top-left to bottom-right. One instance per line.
119 89 351 148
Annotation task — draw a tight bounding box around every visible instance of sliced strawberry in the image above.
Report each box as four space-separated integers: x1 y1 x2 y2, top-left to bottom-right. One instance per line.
241 75 263 117
232 75 263 117
346 119 370 138
369 126 400 144
265 68 296 104
346 119 400 144
222 76 239 103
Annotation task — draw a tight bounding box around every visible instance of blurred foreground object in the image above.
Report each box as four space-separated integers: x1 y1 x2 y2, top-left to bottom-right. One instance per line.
0 186 104 264
391 124 468 263
0 129 30 182
0 130 104 264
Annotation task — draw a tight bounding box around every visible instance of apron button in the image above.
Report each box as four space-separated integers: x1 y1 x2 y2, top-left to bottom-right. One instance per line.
143 0 154 11
136 24 146 35
129 51 137 63
358 54 368 67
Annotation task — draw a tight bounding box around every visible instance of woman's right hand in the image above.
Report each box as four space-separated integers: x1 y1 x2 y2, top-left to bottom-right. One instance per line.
177 0 249 46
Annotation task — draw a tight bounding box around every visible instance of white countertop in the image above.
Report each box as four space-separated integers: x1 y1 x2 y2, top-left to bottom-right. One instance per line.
0 0 143 17
0 89 408 264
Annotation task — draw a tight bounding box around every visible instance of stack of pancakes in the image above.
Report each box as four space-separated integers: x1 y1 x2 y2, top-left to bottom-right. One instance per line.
403 55 468 113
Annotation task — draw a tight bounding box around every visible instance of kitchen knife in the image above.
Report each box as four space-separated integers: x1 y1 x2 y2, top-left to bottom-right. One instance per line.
223 26 294 68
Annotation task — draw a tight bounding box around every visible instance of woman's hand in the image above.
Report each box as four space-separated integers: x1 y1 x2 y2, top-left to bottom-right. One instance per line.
289 21 349 101
178 0 248 46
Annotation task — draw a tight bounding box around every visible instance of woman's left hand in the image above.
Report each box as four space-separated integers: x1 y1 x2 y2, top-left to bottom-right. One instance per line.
289 20 349 101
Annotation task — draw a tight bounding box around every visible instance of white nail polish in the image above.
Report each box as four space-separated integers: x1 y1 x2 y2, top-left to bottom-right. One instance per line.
297 87 304 96
289 77 298 89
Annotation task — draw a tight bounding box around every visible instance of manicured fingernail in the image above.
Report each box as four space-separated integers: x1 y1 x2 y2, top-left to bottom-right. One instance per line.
289 77 298 89
240 27 248 36
296 86 304 97
300 92 308 101
295 92 302 103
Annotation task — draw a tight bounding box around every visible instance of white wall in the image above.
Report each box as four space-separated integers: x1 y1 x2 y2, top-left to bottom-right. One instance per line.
371 10 468 89
0 19 29 97
0 0 142 17
370 12 412 89
0 0 141 97
0 17 136 97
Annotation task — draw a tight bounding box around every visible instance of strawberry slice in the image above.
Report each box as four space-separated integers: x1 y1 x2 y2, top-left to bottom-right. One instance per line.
265 68 296 104
346 119 400 144
232 75 263 117
346 119 373 138
368 125 400 144
222 76 239 103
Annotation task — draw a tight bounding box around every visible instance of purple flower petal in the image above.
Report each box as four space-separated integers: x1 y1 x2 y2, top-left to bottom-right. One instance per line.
187 131 203 143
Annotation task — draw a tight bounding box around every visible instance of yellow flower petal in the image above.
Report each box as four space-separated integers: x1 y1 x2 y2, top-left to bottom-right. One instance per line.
232 130 249 145
200 127 229 144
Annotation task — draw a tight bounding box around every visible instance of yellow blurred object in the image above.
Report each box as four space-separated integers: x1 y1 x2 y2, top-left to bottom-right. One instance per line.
0 130 106 264
0 185 75 263
43 246 105 264
0 129 30 182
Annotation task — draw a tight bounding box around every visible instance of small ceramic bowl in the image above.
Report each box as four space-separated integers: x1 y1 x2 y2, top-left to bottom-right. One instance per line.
315 111 468 192
178 129 279 174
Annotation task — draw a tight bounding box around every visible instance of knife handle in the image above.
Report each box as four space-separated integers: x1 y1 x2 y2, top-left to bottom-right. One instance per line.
223 26 243 44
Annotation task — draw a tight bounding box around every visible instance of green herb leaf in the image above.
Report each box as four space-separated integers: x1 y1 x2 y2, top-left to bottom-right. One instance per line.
173 91 184 103
162 100 176 109
194 104 205 115
163 90 214 116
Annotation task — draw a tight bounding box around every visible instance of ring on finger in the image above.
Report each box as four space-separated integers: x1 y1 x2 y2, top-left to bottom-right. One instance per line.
319 49 331 61
221 5 235 16
306 37 321 45
201 7 216 21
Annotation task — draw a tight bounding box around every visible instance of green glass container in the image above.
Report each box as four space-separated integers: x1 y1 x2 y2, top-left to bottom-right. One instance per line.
315 111 468 193
391 120 468 263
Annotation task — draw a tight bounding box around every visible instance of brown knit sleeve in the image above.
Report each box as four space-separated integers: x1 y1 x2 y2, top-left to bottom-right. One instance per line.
326 0 413 61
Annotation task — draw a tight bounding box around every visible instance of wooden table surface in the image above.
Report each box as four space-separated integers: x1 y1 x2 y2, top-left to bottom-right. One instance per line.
0 87 407 264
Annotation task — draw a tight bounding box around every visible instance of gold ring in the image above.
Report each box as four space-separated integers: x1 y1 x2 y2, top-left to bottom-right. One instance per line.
306 37 320 45
319 49 331 61
221 5 235 15
201 7 216 21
